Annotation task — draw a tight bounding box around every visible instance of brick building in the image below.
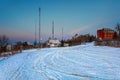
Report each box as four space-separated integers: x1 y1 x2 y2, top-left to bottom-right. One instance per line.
97 28 116 40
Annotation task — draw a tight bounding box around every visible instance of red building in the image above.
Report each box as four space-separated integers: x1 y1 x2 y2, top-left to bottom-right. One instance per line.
97 28 116 40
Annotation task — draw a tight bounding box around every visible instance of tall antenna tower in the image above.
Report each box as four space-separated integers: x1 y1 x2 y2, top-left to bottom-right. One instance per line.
39 7 41 48
52 20 54 39
62 27 63 40
34 20 37 45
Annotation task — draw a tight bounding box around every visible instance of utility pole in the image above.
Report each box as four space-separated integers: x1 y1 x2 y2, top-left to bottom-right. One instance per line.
34 20 37 46
61 27 64 47
39 8 41 48
62 27 63 41
52 20 54 40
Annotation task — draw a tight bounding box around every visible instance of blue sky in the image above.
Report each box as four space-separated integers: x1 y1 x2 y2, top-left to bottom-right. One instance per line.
0 0 120 42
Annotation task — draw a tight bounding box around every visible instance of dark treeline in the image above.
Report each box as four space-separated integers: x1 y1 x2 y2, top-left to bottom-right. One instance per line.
0 38 33 57
64 34 96 46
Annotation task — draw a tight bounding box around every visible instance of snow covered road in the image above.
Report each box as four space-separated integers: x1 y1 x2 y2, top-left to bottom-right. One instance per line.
0 43 120 80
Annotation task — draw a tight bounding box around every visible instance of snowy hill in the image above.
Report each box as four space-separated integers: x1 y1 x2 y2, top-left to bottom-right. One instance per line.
0 42 120 80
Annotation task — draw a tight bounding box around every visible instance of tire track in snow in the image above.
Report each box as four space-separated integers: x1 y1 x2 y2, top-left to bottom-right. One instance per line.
33 46 120 80
35 48 116 80
33 49 94 80
7 51 36 80
8 65 22 80
79 46 120 79
33 50 61 80
45 50 94 80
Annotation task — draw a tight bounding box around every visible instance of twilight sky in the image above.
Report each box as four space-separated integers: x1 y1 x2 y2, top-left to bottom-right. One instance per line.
0 0 120 42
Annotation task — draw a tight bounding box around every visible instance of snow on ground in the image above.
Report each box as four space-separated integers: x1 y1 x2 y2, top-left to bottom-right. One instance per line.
0 57 6 61
0 42 120 80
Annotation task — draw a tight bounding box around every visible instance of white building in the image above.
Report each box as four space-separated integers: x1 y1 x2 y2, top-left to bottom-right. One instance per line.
47 39 61 47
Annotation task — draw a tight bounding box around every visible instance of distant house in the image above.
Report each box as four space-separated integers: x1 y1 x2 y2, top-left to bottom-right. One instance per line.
0 43 12 52
6 44 12 51
23 41 33 49
46 39 61 47
97 28 116 40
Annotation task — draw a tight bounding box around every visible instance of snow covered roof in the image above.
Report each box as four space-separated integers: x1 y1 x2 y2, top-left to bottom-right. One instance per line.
48 39 61 44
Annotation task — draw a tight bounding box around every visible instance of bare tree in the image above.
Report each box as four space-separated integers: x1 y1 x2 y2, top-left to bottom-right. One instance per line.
0 35 9 47
116 23 120 36
0 35 9 52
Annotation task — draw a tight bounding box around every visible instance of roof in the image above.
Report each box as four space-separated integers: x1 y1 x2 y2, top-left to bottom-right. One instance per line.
48 40 61 44
98 28 115 33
